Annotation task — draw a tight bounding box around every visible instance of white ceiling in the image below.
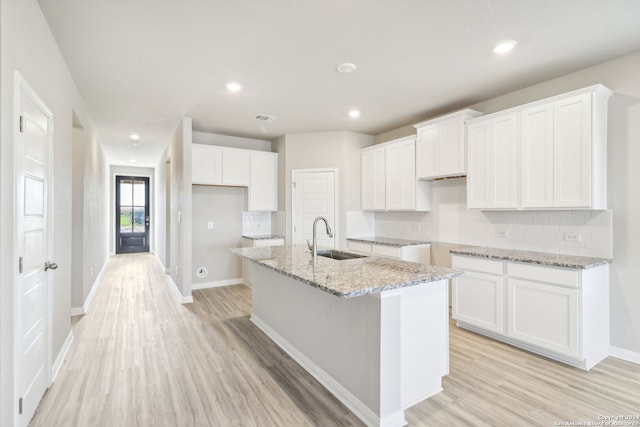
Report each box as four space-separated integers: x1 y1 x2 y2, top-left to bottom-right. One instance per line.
38 0 640 167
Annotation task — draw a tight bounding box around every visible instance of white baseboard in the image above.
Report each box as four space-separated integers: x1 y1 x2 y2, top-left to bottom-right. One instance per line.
192 278 244 290
609 345 640 365
154 252 166 272
51 330 74 383
167 274 193 304
70 259 108 316
251 314 404 427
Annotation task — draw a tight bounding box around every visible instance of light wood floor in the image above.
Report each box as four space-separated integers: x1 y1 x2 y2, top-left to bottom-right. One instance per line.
31 254 640 426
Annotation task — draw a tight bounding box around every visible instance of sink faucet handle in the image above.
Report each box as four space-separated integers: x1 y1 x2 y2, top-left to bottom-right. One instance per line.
306 239 313 251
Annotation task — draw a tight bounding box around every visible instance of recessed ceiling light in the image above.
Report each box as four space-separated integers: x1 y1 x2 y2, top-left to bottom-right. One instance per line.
493 40 517 54
226 82 243 92
349 110 361 118
130 133 140 141
337 63 357 74
130 158 137 164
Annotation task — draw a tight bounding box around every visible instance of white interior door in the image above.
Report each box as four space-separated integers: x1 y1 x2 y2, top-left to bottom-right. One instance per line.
15 74 54 426
292 170 336 249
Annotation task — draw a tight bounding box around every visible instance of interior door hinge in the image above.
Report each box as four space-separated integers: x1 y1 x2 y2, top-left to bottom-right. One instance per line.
19 115 24 133
18 257 23 274
19 397 23 415
292 181 296 189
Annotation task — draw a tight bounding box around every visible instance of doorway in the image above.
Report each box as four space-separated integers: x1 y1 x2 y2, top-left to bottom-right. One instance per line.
115 176 150 254
291 169 337 249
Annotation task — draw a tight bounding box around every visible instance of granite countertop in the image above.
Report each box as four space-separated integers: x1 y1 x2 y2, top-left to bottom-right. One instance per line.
449 246 612 270
232 246 461 298
347 236 431 247
241 234 285 240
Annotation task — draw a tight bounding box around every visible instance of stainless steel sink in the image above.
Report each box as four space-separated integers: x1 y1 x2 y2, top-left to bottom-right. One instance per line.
317 250 368 261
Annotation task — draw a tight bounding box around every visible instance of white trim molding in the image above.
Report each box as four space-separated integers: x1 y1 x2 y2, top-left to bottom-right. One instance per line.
610 346 640 365
70 259 108 316
167 274 193 304
51 331 74 383
191 278 244 290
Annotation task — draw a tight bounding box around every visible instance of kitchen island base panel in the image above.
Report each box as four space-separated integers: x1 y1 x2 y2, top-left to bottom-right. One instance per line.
250 263 448 427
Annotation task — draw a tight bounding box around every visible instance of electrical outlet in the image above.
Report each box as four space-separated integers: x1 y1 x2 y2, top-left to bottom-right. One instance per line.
564 232 581 242
495 229 509 238
207 221 214 230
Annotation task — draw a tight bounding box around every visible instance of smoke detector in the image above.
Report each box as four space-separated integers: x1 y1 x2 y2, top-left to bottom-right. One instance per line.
254 114 277 122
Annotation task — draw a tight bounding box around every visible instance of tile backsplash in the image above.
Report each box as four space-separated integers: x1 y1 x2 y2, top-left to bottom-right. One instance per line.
372 179 613 259
242 211 272 235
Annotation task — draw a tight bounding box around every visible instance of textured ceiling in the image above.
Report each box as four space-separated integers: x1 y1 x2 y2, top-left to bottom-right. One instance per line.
38 0 640 166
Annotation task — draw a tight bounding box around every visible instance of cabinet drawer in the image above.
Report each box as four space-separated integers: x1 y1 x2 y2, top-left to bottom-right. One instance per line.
253 238 284 248
347 241 372 253
507 262 579 288
372 244 402 259
452 255 503 275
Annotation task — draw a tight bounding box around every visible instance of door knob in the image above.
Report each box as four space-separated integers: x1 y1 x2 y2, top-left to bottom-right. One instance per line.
44 261 58 271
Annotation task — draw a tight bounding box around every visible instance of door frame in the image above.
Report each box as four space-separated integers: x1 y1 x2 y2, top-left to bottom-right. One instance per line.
291 168 339 248
13 71 55 425
114 175 151 254
111 172 153 255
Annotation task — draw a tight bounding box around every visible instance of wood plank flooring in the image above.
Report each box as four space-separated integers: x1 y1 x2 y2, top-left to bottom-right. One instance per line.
30 254 640 426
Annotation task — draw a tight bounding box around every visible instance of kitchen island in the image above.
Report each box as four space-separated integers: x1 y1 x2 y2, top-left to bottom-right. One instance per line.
231 246 462 427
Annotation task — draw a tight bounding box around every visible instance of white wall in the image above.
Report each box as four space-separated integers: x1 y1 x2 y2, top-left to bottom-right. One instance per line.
276 131 375 248
191 186 244 285
1 1 108 425
192 131 271 151
71 124 109 312
373 51 640 356
160 117 193 300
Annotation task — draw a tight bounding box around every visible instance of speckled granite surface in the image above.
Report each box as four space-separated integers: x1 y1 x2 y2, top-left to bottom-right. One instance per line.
241 234 285 240
347 236 430 247
450 246 611 270
232 246 461 298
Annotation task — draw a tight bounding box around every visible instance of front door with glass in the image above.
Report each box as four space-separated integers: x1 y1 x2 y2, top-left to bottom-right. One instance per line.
115 176 150 254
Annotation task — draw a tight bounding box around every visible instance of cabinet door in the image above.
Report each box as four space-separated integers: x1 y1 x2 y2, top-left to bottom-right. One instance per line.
492 113 518 208
507 278 579 358
416 125 438 179
192 144 222 185
222 149 250 186
438 117 465 177
466 121 491 208
521 103 554 208
248 152 277 211
361 148 386 210
386 139 416 210
553 93 592 208
452 270 505 334
371 244 401 259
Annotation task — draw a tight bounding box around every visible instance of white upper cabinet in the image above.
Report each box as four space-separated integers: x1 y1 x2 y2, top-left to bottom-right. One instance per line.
520 87 611 209
222 149 250 186
191 143 278 211
385 137 416 210
361 145 387 211
192 144 222 185
249 151 278 211
466 112 518 209
468 84 612 210
361 136 430 211
413 109 482 180
520 103 554 207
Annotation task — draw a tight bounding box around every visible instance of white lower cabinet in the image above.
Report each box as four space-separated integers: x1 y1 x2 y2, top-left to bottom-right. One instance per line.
346 240 431 264
507 278 578 358
452 254 609 370
452 269 505 335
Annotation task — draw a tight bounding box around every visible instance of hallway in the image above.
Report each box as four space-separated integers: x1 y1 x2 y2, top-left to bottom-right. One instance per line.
30 254 640 426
